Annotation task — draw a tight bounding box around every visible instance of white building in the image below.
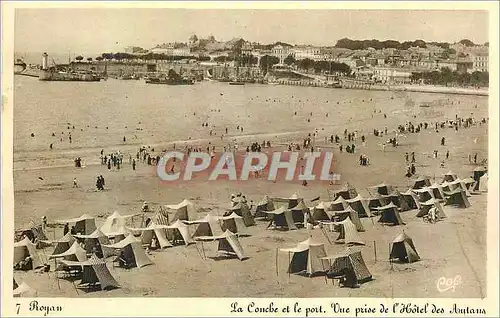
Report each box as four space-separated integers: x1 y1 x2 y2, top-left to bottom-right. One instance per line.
271 45 291 64
291 46 323 61
471 52 489 72
373 67 412 84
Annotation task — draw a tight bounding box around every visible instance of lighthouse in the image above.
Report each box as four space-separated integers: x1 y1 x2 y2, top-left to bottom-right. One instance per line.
42 53 48 70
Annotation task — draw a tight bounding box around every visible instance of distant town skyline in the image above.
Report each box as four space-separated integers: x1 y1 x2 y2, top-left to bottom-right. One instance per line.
15 9 489 55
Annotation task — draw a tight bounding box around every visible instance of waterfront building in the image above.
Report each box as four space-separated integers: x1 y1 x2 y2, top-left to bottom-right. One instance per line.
471 52 489 72
372 66 412 84
271 45 291 64
291 46 323 61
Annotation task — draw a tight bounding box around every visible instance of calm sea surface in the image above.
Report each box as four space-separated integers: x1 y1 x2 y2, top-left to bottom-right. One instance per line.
13 76 488 170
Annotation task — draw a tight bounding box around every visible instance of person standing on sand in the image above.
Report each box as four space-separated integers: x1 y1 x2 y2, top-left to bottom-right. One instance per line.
73 178 78 188
132 159 136 170
441 137 445 146
411 152 415 163
63 223 69 236
446 151 449 160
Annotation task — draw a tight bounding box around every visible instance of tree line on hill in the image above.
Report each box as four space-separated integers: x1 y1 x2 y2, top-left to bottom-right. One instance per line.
334 38 484 51
410 67 489 87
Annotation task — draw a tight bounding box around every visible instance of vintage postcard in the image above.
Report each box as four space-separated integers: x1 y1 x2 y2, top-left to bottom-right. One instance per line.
1 1 498 317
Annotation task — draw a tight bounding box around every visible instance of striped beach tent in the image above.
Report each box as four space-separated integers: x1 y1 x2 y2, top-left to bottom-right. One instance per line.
390 233 420 263
322 248 372 286
166 220 195 245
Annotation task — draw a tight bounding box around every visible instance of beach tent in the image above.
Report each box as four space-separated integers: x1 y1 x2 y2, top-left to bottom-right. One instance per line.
196 230 248 260
384 191 411 212
473 167 487 191
390 233 420 263
103 234 152 268
221 212 250 236
428 183 446 200
254 196 275 218
346 194 371 218
51 232 76 256
322 248 372 286
74 229 113 258
400 189 421 209
311 202 334 222
60 254 120 291
266 207 297 230
287 193 301 208
413 187 435 203
334 218 365 245
226 202 255 226
165 220 195 245
370 182 394 196
375 202 405 225
128 223 172 249
448 178 471 196
187 214 223 238
479 173 488 192
367 197 383 211
411 177 431 190
329 184 358 200
332 207 365 232
331 196 350 211
280 238 328 277
442 171 458 182
57 214 97 235
104 226 130 243
13 282 37 297
165 199 198 222
444 188 471 208
50 241 88 262
100 211 138 236
290 200 309 225
13 237 44 269
13 278 18 290
375 194 392 207
416 198 446 219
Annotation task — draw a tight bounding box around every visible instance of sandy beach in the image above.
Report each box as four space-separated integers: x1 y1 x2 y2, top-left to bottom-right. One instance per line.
12 79 488 297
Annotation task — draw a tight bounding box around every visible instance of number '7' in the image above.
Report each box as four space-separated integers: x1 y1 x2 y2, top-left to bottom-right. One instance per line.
16 303 21 314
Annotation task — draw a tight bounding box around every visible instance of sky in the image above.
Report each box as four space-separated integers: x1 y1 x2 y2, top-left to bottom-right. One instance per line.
14 8 489 55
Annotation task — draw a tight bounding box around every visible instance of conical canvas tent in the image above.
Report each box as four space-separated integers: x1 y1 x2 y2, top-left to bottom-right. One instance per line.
13 278 18 290
128 223 172 249
227 202 255 226
287 193 301 208
280 238 328 277
367 197 383 211
57 214 97 235
390 233 420 263
401 189 421 209
334 218 365 245
370 182 393 196
100 211 138 236
254 196 275 218
416 198 446 219
384 191 411 212
331 196 350 211
221 212 249 236
289 200 308 225
479 173 488 192
13 282 37 297
346 194 371 218
103 234 152 268
196 230 248 260
473 167 487 191
165 220 195 245
444 188 471 208
322 248 372 286
51 232 76 256
266 207 297 230
74 229 114 258
165 199 198 222
311 202 334 222
329 184 358 200
375 202 405 225
442 171 458 182
13 237 44 269
411 177 431 190
332 207 365 232
50 241 88 262
187 214 223 238
60 254 120 291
